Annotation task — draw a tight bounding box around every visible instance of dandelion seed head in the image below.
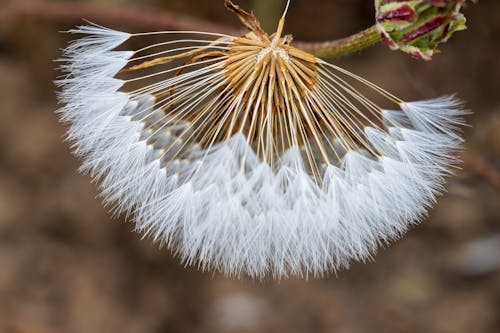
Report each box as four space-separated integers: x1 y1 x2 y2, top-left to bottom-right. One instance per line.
56 0 468 278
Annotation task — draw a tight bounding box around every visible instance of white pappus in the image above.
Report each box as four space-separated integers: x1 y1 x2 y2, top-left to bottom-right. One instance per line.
56 2 467 278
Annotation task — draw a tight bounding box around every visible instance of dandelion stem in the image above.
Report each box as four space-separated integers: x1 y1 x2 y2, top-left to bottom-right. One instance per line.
295 25 382 58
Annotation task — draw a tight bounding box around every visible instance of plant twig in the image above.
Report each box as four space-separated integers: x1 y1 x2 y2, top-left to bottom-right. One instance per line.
462 152 500 191
0 1 379 58
0 1 240 36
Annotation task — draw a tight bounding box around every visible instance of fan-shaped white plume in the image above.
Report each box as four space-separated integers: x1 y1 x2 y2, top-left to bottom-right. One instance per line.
57 15 466 278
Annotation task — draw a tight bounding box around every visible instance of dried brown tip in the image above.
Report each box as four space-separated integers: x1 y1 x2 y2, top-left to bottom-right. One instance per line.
224 0 267 38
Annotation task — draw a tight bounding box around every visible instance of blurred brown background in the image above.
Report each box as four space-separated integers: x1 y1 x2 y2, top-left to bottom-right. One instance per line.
0 0 499 332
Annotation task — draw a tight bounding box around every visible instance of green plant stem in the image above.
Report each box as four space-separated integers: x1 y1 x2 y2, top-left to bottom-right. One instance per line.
295 25 382 58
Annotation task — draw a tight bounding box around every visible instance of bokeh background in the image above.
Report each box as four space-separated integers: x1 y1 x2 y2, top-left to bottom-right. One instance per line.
0 0 499 332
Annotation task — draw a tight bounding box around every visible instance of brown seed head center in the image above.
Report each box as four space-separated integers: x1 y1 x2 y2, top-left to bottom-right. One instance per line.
223 21 319 114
